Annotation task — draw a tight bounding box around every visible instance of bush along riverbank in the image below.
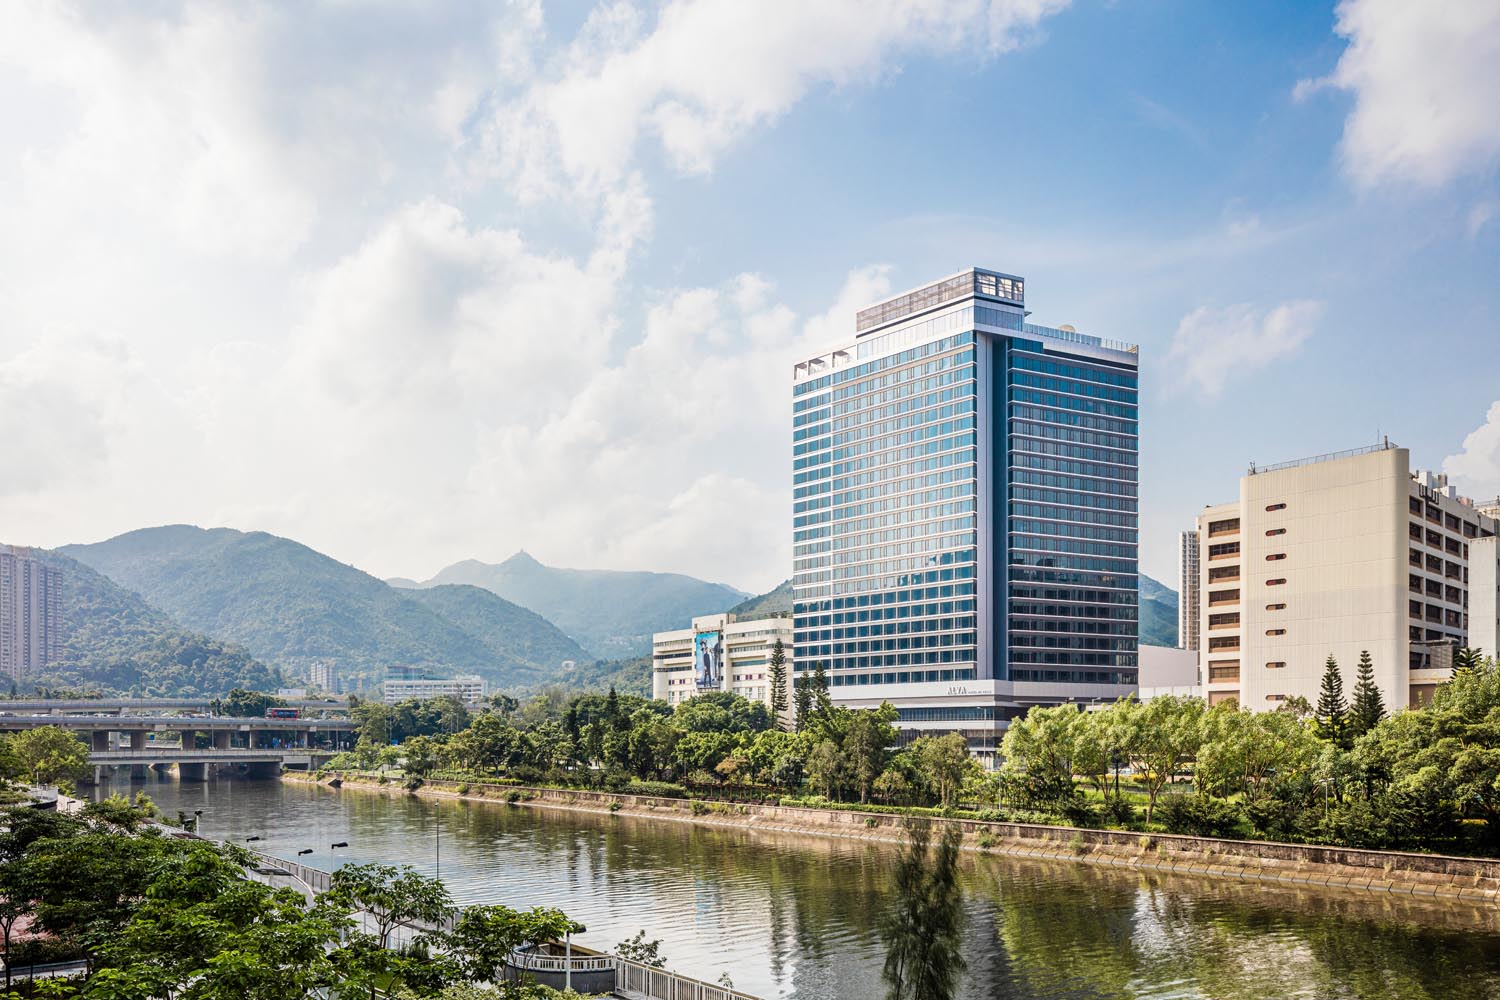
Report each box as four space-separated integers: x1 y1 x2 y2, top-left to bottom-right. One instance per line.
286 770 1500 904
336 654 1500 858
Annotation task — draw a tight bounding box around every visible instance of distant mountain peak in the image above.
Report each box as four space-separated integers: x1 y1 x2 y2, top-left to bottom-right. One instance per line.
500 550 543 570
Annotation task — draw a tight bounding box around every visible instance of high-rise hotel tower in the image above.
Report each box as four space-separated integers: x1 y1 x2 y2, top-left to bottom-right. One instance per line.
792 268 1139 763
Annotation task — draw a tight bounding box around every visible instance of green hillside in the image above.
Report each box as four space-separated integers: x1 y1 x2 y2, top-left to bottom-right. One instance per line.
61 526 586 687
419 551 749 659
727 578 792 618
399 583 589 680
26 549 282 696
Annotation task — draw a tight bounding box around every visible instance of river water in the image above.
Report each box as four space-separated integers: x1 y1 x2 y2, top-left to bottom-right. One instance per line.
101 774 1500 1000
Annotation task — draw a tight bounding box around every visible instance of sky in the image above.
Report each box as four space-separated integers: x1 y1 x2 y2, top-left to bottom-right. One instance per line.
0 0 1497 595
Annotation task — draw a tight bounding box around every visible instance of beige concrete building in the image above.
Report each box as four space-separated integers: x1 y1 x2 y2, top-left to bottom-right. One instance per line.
0 546 62 684
651 613 793 720
1194 442 1499 711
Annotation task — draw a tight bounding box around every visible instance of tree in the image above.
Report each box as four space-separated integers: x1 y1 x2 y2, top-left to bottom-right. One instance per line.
880 821 966 1000
806 740 846 799
214 687 285 718
1000 705 1080 805
1315 655 1350 748
812 662 833 716
1453 646 1483 677
1349 650 1386 737
327 863 453 950
843 707 898 804
913 734 972 810
769 639 790 728
615 930 666 968
6 726 90 791
794 675 813 732
446 904 579 985
1118 696 1204 823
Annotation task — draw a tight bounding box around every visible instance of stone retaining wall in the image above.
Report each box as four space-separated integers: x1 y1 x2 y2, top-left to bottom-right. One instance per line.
285 772 1500 902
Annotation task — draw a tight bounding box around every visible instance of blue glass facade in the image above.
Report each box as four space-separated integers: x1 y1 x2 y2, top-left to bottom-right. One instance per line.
792 269 1138 716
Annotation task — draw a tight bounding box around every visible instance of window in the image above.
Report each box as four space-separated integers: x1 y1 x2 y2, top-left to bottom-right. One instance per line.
1266 628 1286 636
1266 661 1286 669
1266 603 1286 611
1267 578 1287 586
1208 612 1240 628
1209 541 1240 560
1265 693 1287 702
1265 503 1287 512
1208 636 1241 651
1208 566 1240 583
1208 588 1240 605
1208 662 1240 682
1266 552 1287 561
1208 518 1240 536
1266 528 1287 536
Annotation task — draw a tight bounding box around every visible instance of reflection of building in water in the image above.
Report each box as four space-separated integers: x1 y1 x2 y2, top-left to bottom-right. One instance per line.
651 612 793 719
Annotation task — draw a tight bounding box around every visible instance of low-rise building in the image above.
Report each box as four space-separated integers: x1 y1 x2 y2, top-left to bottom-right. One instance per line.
1138 644 1201 700
1192 441 1499 711
651 613 793 720
382 671 487 704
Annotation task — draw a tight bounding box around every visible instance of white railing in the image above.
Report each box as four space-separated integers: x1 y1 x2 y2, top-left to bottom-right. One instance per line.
615 959 759 1000
508 949 616 974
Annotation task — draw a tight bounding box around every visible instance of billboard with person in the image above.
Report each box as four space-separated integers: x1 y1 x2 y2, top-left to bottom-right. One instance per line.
694 630 723 690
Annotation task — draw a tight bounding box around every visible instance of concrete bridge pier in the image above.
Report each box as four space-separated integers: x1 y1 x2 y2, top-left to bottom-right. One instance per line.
130 765 150 780
129 731 147 751
176 762 208 782
92 731 111 752
245 761 281 779
213 730 233 750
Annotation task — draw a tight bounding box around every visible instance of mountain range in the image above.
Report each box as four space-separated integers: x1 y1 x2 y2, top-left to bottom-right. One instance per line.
391 551 749 660
60 526 587 689
34 524 1178 697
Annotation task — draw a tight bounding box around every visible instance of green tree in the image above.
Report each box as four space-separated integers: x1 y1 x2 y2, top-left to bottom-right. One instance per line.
880 821 966 1000
214 687 285 718
768 639 789 728
1349 650 1386 737
912 733 973 809
6 726 90 791
794 674 813 732
1453 646 1483 677
327 863 453 950
843 706 899 804
1000 705 1080 805
615 929 666 968
806 739 846 799
445 904 580 985
1118 696 1204 823
1315 655 1350 748
812 662 833 716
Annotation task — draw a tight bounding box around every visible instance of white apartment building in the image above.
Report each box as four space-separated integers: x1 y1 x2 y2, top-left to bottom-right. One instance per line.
382 674 488 704
1178 530 1200 653
0 546 62 684
651 613 794 720
1194 442 1499 712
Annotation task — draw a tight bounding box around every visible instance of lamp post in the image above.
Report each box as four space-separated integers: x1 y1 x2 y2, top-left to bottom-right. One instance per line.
193 809 204 838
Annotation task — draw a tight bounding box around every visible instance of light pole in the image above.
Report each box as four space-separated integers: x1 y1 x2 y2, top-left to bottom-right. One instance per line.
193 809 204 838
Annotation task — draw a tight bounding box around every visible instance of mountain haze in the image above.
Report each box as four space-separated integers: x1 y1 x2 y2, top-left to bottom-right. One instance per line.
61 526 584 686
412 551 749 659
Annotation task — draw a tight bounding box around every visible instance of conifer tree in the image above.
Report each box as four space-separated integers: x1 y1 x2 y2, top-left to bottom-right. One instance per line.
1349 649 1386 737
1314 654 1349 748
794 674 813 732
813 661 833 715
1453 646 1482 678
768 639 790 729
881 821 967 1000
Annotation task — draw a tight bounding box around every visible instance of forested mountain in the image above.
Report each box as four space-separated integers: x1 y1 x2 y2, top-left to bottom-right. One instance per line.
1139 573 1179 647
727 579 793 619
25 549 282 696
407 551 748 659
61 527 584 687
398 584 589 683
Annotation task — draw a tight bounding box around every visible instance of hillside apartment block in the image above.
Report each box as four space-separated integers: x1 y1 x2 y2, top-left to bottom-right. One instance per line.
1194 441 1500 712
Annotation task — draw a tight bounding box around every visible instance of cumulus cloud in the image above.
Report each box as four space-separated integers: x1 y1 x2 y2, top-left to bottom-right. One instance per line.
1298 0 1500 188
1163 301 1322 397
1443 402 1500 500
0 1 1062 591
477 0 1070 200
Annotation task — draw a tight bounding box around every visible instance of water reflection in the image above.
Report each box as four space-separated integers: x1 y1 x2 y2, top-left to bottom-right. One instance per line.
105 774 1500 1000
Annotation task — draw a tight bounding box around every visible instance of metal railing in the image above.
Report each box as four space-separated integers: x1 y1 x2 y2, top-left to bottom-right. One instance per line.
1248 439 1396 476
508 949 616 974
616 959 759 1000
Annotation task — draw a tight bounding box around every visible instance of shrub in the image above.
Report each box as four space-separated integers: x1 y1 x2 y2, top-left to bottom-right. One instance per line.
1068 833 1088 855
691 800 711 816
1157 795 1243 838
602 770 632 792
506 790 522 804
1058 797 1099 828
403 776 424 792
977 832 997 850
625 779 688 799
864 817 878 828
609 801 623 813
1101 795 1137 827
456 783 471 795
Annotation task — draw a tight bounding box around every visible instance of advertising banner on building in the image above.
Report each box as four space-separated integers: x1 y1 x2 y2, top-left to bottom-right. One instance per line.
694 630 723 690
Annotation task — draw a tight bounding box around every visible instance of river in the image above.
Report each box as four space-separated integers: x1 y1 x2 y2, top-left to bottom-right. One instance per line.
97 774 1500 1000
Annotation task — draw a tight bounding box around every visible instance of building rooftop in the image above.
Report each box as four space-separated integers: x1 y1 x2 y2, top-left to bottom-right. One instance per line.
855 267 1024 334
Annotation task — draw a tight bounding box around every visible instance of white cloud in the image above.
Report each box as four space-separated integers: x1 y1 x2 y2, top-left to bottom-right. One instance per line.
1298 0 1500 188
0 1 1065 593
1443 402 1500 499
477 0 1070 200
1163 301 1322 397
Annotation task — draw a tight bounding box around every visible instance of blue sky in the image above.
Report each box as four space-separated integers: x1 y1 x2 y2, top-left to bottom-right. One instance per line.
0 0 1496 593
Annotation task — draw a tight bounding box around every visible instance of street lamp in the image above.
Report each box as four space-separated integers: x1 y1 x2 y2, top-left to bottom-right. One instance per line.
245 835 263 842
193 810 203 838
331 842 349 849
298 848 314 857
